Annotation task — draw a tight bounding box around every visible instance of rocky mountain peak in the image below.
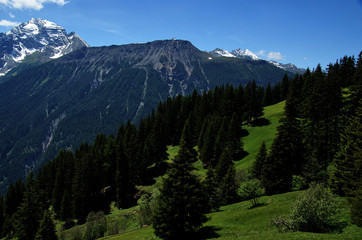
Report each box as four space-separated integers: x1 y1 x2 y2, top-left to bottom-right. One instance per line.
0 18 89 76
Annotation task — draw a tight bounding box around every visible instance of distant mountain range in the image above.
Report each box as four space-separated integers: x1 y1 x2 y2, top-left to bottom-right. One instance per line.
0 18 89 76
0 19 297 193
209 48 305 74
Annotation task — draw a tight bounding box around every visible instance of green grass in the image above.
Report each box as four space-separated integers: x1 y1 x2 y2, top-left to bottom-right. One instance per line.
235 101 285 170
100 191 362 240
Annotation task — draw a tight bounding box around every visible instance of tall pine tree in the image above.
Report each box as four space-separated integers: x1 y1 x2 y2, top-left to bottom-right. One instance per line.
34 210 58 240
152 139 208 240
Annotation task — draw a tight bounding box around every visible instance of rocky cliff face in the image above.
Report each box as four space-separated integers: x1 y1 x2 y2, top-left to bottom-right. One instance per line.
0 18 88 76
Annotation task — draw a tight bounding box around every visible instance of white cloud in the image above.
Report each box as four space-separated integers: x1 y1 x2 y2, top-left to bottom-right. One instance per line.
0 0 68 10
256 50 285 61
9 13 15 18
256 50 266 57
303 56 308 60
0 19 20 27
267 51 285 61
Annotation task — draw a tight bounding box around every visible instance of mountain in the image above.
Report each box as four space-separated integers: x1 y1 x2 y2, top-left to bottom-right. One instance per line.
267 61 306 74
0 18 89 76
231 48 260 60
209 48 236 58
0 39 293 193
209 48 305 74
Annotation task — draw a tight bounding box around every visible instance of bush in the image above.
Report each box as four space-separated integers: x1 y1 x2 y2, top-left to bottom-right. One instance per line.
291 175 307 191
84 211 107 240
275 183 346 233
237 179 265 208
350 187 362 227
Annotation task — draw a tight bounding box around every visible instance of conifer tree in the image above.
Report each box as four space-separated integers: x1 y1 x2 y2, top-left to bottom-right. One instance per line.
215 147 238 205
263 82 273 106
152 140 208 240
13 172 42 240
261 89 304 194
199 116 220 167
0 196 4 236
226 113 244 159
72 143 92 223
271 82 281 104
329 100 362 197
59 189 72 221
204 167 222 212
34 210 58 240
115 125 135 208
251 141 267 180
280 73 290 100
214 117 230 162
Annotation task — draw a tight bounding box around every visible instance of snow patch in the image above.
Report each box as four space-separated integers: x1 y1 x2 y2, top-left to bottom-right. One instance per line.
11 42 37 62
211 48 236 58
231 49 260 60
23 23 39 35
0 69 11 76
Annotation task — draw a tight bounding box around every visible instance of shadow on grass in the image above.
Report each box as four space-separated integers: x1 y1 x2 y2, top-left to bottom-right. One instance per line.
248 202 268 210
249 118 271 127
194 226 221 239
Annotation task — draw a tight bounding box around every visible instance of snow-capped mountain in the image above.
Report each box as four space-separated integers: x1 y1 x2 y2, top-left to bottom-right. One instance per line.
209 48 304 74
0 18 89 76
210 48 259 60
267 60 306 74
209 48 236 58
231 48 260 60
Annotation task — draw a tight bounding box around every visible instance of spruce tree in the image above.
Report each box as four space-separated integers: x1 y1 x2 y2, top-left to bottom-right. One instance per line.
261 91 304 195
0 196 4 237
280 73 290 100
263 82 273 106
226 113 244 159
204 167 222 212
115 125 134 208
152 140 208 240
251 141 267 180
13 173 42 240
34 210 58 240
215 147 238 205
329 100 362 197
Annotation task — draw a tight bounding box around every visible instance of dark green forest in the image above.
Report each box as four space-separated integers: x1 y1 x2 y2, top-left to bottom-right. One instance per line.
0 52 361 239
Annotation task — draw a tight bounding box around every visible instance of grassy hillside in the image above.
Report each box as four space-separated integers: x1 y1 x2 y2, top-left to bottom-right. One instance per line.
236 101 285 170
60 101 362 240
101 191 362 240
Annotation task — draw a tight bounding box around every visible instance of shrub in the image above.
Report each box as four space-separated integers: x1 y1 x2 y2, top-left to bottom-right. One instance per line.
291 175 307 191
84 211 107 240
290 183 345 233
237 179 265 208
273 183 346 233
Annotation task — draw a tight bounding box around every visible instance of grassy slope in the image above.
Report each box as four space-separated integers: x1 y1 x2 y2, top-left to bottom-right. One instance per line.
236 101 285 170
101 191 362 240
100 101 362 239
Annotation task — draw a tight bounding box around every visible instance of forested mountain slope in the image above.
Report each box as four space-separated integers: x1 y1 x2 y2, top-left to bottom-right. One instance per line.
0 39 291 193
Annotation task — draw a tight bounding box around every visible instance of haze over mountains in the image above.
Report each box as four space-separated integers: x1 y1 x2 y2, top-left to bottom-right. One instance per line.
0 19 298 193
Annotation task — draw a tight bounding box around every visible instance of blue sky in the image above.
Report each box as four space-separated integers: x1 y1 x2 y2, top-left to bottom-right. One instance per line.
1 0 362 69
